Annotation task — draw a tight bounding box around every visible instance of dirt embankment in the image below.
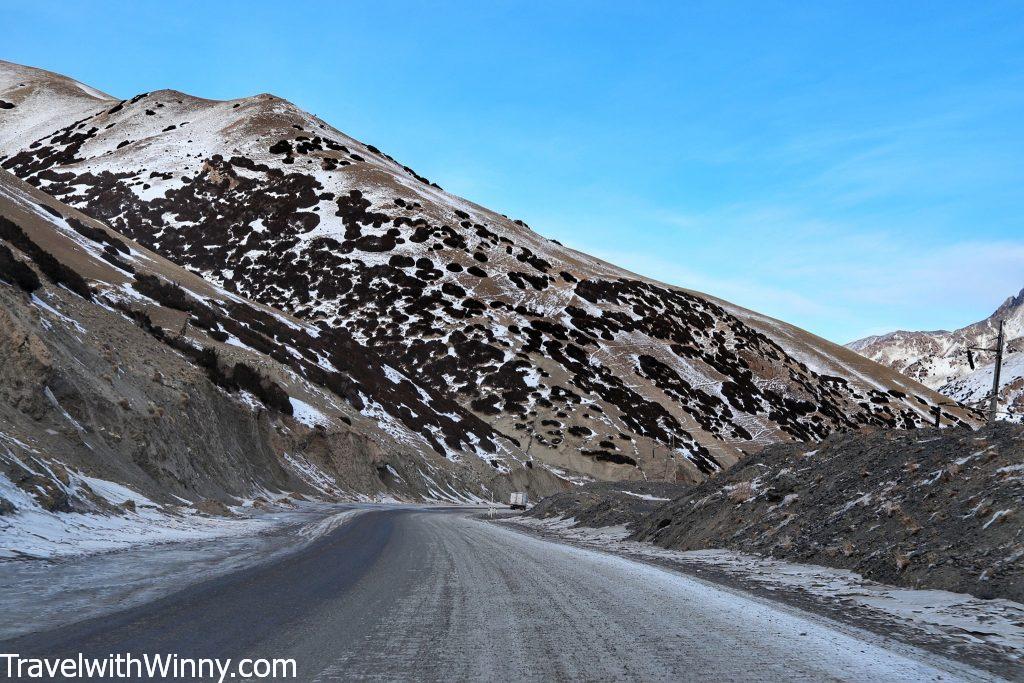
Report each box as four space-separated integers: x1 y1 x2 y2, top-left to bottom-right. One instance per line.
527 481 689 529
530 424 1024 602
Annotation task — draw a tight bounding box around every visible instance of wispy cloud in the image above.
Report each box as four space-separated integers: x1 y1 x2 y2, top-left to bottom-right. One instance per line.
617 74 1024 343
569 196 1024 345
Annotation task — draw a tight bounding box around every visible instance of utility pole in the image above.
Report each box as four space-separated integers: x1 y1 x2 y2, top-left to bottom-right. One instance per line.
967 319 1006 423
989 319 1005 423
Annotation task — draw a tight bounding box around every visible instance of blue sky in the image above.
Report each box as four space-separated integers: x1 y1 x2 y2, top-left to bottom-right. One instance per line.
6 1 1024 342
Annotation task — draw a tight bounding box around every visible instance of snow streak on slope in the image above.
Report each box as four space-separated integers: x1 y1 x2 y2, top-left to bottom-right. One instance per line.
0 60 978 483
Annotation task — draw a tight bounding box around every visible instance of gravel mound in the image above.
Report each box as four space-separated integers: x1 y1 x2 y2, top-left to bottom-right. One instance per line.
527 481 687 529
530 424 1024 602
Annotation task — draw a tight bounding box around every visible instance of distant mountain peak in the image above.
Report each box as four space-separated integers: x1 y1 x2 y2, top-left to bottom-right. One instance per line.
848 286 1024 420
993 286 1024 319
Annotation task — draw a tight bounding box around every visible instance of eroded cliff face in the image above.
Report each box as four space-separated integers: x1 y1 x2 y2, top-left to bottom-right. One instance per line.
0 303 53 415
0 257 565 553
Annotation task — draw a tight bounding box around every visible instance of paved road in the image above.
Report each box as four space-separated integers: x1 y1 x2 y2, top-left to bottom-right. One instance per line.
1 509 991 681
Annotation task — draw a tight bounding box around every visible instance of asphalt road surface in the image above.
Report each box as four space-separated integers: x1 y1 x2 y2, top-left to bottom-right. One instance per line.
1 509 992 682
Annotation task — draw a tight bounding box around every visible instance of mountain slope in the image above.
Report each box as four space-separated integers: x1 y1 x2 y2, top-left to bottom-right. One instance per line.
0 59 979 484
0 61 115 153
0 168 566 554
849 289 1024 420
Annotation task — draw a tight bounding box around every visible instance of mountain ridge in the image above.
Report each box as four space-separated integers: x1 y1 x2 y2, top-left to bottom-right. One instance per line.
848 288 1024 420
0 59 979 488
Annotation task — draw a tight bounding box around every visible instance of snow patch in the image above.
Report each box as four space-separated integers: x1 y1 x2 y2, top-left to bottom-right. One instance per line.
289 397 330 427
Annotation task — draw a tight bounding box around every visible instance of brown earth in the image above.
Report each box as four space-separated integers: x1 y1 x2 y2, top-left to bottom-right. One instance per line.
531 423 1024 602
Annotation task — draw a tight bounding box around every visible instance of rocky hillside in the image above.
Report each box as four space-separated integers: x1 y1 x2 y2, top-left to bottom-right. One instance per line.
0 167 567 555
633 423 1024 602
849 289 1024 419
0 59 979 486
530 424 1024 603
526 480 687 529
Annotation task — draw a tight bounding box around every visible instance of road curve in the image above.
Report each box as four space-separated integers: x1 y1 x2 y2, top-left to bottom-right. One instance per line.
1 509 989 682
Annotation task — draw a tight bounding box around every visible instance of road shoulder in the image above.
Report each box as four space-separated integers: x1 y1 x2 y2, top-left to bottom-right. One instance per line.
493 513 1023 681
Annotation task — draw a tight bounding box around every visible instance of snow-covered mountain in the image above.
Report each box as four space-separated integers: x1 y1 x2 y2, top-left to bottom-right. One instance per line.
0 61 112 152
848 289 1024 420
0 59 979 487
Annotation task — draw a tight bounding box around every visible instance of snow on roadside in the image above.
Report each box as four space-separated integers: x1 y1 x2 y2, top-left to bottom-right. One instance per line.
1 500 265 561
503 515 1024 664
0 505 368 641
283 451 340 496
0 457 356 560
296 508 366 540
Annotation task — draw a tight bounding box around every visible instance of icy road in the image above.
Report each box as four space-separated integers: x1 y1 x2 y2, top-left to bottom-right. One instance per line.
1 509 995 681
